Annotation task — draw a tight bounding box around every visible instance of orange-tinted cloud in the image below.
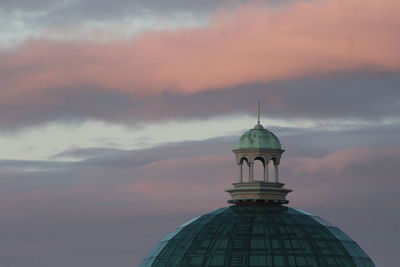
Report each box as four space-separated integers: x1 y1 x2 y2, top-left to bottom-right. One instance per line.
1 0 400 100
291 147 400 174
111 154 234 210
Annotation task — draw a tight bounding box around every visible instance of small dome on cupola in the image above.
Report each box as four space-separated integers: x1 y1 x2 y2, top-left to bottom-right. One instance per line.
234 123 282 150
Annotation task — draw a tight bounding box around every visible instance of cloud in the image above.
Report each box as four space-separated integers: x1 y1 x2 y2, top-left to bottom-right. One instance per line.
0 137 235 266
1 70 400 130
1 0 400 98
0 0 219 15
0 0 400 130
0 127 399 266
0 0 56 11
291 147 400 174
0 0 290 23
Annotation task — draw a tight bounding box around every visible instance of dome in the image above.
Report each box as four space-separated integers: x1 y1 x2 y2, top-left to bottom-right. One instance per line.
141 205 374 267
141 108 375 267
235 124 282 150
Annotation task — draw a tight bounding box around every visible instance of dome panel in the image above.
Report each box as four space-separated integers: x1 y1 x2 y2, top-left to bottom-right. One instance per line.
141 205 374 267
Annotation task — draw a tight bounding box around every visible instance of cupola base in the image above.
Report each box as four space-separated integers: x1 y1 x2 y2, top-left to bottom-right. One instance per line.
226 181 292 205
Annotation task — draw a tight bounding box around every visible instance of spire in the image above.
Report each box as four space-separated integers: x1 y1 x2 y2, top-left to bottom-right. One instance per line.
254 101 264 129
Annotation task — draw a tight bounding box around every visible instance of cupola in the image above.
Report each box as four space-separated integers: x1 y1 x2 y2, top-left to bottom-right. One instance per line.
226 102 292 204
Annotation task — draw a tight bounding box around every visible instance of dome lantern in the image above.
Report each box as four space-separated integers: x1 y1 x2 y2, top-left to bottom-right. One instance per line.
226 102 292 204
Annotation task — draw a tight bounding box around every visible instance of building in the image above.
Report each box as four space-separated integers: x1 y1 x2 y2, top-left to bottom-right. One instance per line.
140 117 375 267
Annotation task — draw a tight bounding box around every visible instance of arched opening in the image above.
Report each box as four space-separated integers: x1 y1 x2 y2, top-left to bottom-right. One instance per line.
253 157 265 181
239 157 250 182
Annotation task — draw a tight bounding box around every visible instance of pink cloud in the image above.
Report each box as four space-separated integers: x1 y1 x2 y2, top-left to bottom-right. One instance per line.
291 147 400 174
112 154 233 199
1 0 400 101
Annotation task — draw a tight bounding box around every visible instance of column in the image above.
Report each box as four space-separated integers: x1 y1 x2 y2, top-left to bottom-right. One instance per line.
264 161 269 182
249 162 254 182
274 164 279 183
239 163 243 183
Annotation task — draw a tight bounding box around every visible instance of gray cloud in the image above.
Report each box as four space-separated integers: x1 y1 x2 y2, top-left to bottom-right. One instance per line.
0 0 56 11
42 0 217 22
156 69 400 122
1 0 292 22
0 126 398 266
0 0 298 49
1 70 400 131
0 0 218 13
0 0 219 31
0 158 67 170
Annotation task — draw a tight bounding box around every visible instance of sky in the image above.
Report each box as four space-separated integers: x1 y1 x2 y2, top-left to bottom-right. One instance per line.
0 0 399 266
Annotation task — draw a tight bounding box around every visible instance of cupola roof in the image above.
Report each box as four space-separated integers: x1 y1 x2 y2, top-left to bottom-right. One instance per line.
234 123 282 150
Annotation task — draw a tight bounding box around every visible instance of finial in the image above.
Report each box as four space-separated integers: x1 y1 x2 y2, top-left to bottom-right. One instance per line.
254 101 264 129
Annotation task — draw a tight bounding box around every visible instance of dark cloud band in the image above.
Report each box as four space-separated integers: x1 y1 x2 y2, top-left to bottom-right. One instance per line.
1 70 399 131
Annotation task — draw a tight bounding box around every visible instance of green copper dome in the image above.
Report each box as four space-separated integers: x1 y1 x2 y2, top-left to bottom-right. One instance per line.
141 205 374 267
235 124 282 150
